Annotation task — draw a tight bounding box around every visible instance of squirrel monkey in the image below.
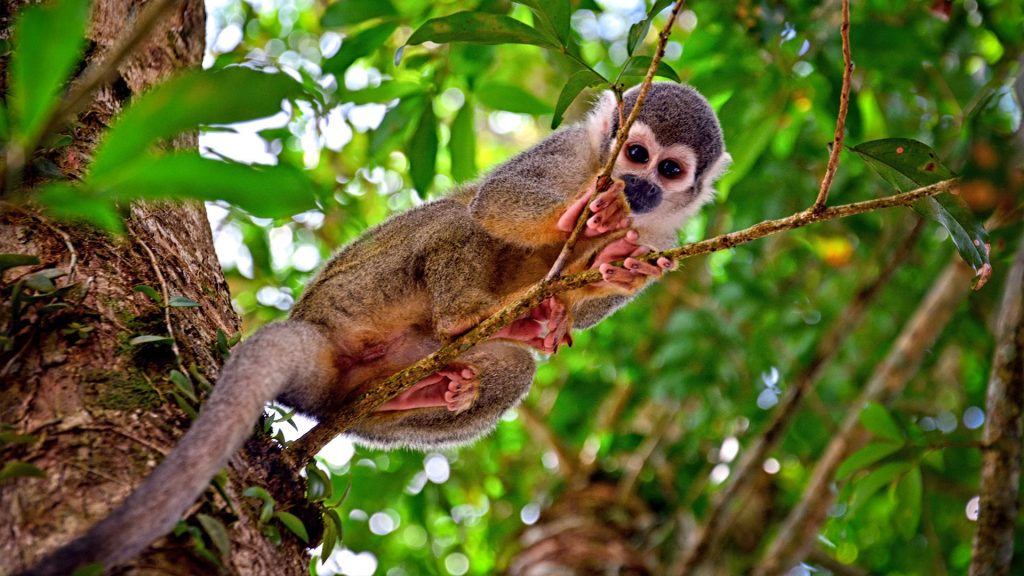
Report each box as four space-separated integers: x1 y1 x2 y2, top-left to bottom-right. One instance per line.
24 82 728 574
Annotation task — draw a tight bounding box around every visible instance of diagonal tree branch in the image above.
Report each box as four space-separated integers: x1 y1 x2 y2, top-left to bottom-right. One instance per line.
672 217 924 574
288 178 956 463
753 253 977 576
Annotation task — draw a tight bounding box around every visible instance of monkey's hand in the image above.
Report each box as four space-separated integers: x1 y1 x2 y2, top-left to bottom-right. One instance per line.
494 297 572 354
556 178 630 237
376 365 479 414
592 230 676 293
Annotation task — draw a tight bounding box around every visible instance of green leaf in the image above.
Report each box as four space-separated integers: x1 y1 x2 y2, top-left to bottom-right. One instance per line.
406 11 559 49
627 0 674 55
261 523 282 546
95 154 318 218
169 391 198 420
620 56 681 82
340 81 423 105
321 0 398 27
196 514 232 562
90 68 304 179
552 69 606 128
129 335 175 346
70 563 104 576
0 461 46 482
322 22 399 76
8 0 90 143
893 465 923 539
837 441 904 480
36 183 124 233
0 254 40 274
450 97 477 183
850 460 915 511
408 103 438 195
274 511 309 543
859 402 904 442
23 273 55 292
370 97 422 160
321 513 338 559
133 284 163 305
0 104 9 141
851 138 988 275
517 0 571 45
169 370 197 403
476 80 552 115
306 463 332 502
168 296 200 308
243 485 274 503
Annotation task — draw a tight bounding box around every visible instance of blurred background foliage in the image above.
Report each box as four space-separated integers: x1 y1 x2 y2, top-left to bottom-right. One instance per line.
197 0 1022 574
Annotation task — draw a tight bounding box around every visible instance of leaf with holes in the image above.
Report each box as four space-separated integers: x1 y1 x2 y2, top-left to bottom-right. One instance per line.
851 139 989 286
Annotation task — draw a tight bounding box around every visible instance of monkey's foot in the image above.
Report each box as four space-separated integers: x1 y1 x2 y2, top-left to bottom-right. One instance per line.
494 297 572 354
593 230 676 292
556 179 631 237
375 366 479 413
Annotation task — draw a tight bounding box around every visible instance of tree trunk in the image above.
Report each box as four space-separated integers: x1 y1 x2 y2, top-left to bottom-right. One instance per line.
1 1 308 573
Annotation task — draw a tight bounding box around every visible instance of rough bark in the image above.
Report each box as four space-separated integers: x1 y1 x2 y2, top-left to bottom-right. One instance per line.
970 230 1024 576
0 1 308 574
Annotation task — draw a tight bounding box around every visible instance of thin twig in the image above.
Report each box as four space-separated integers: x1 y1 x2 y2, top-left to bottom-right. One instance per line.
134 235 182 366
1 0 180 183
969 229 1024 575
812 0 852 211
545 0 687 280
672 218 924 573
288 179 956 463
753 255 977 576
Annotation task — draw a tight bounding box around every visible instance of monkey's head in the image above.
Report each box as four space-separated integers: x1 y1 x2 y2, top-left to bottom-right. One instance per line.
589 83 730 244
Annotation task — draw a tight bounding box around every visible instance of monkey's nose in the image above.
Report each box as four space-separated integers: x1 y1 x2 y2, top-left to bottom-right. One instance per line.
622 174 663 214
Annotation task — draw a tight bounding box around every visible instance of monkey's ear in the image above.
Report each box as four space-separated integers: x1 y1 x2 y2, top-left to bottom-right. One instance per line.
697 151 732 202
587 90 617 152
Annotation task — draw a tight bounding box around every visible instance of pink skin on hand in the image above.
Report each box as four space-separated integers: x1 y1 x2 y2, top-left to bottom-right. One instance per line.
375 366 478 413
494 297 572 354
594 230 676 290
556 179 631 237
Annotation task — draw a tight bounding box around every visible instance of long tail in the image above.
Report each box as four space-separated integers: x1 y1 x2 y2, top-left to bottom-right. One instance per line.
22 320 333 576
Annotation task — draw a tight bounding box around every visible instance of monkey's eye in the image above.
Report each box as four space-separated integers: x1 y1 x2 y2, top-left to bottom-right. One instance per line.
626 144 649 164
658 160 683 179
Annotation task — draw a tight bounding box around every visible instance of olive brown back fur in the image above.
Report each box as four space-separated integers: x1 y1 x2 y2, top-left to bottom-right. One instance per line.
21 82 727 575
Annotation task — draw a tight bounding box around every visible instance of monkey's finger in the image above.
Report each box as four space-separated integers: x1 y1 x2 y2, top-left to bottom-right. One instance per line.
599 263 640 289
589 185 623 213
623 257 663 277
657 256 677 271
556 191 594 232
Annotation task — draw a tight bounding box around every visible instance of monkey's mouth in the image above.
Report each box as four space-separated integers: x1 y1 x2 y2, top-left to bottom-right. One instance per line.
375 378 448 412
622 174 663 214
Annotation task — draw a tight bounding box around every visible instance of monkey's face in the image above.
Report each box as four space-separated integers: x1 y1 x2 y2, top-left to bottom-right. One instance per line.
611 121 699 215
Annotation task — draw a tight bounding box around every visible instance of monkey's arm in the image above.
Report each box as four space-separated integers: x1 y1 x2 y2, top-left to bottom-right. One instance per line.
469 125 608 248
22 321 336 576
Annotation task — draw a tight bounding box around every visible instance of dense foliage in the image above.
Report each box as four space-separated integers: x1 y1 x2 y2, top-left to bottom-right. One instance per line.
4 0 1022 574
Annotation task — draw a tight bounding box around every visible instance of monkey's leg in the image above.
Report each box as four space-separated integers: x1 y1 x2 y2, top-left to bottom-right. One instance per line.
349 341 536 449
22 320 336 576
